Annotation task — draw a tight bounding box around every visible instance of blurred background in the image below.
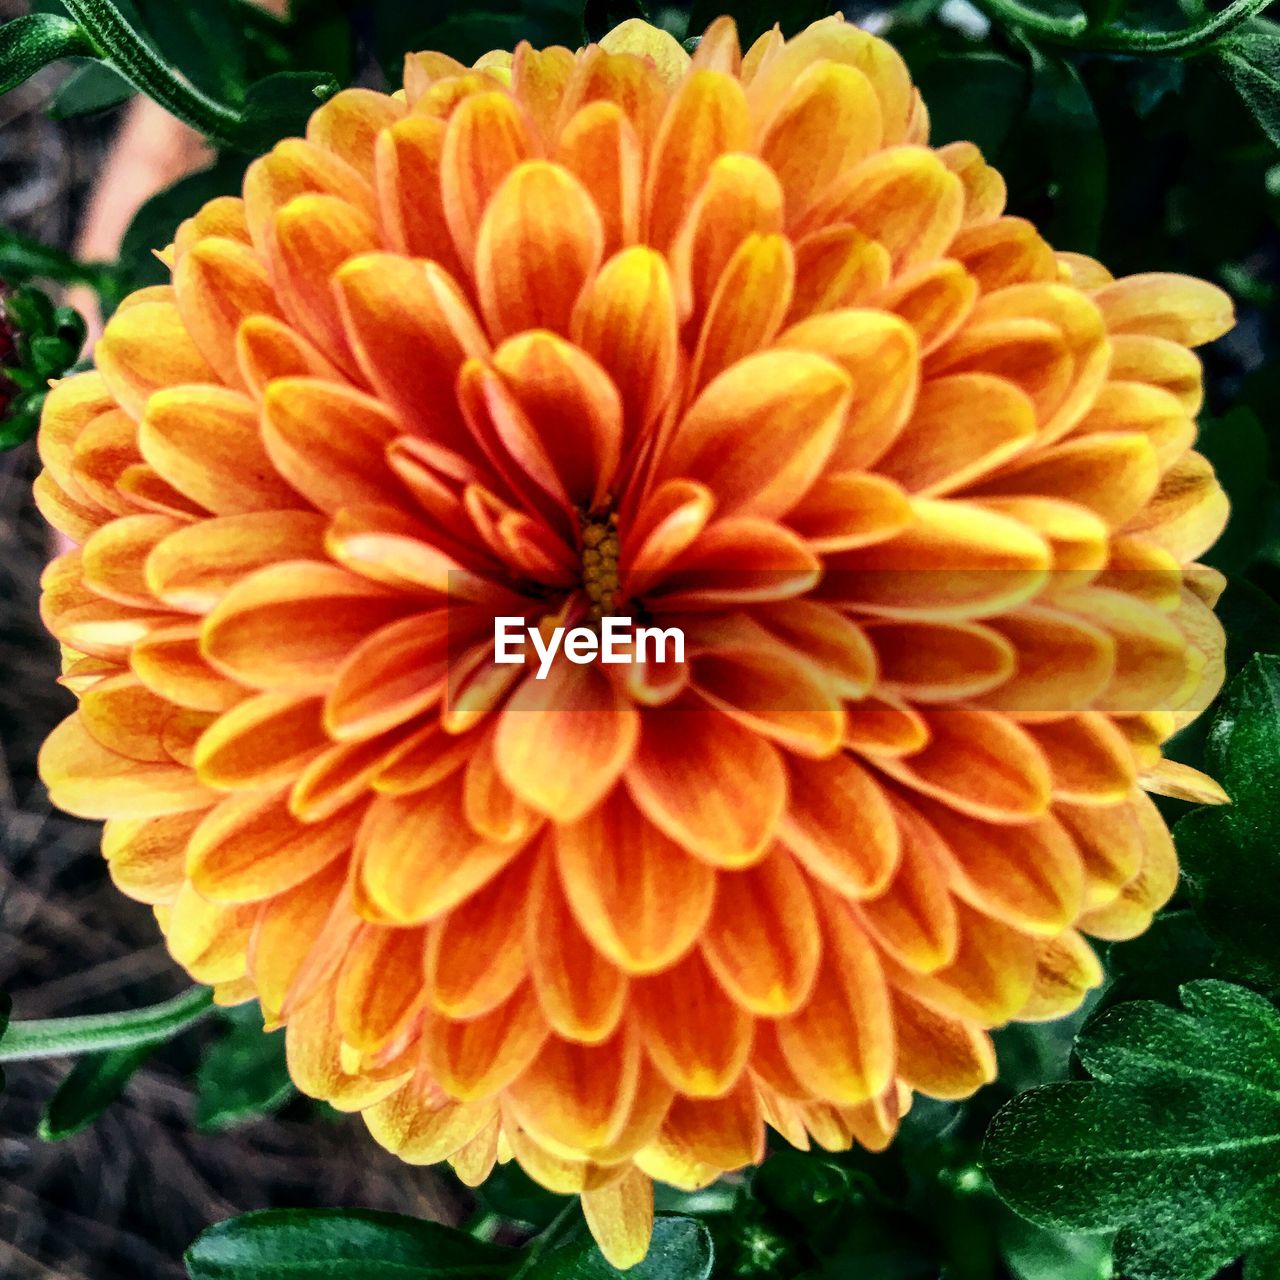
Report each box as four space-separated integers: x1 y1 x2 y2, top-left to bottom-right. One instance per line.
2 0 1279 1276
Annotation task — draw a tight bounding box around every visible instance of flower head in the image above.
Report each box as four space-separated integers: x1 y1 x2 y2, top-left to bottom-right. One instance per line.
37 14 1232 1267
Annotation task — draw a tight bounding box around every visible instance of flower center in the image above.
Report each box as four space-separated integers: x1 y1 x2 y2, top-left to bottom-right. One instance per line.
580 511 620 620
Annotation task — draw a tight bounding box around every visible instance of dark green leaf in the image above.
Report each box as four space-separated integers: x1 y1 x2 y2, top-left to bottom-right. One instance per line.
1196 408 1271 575
0 224 113 291
185 1208 518 1278
984 980 1280 1280
38 1043 154 1140
584 0 648 44
475 1161 567 1230
0 13 93 95
1021 46 1106 252
232 70 340 151
118 155 250 296
996 1208 1112 1280
133 0 248 102
1178 654 1280 984
523 1216 713 1280
0 993 9 1091
196 1006 294 1132
909 53 1028 157
1213 31 1280 148
47 58 134 117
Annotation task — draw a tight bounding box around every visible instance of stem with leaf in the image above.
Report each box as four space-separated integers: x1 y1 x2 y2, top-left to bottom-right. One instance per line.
58 0 244 146
510 1202 580 1279
0 986 214 1063
972 0 1276 56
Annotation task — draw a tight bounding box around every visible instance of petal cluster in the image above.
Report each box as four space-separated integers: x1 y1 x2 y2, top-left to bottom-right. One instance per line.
36 14 1232 1267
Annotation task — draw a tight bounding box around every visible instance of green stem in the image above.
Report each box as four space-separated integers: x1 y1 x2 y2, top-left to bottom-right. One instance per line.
0 986 214 1063
973 0 1275 55
59 0 243 146
510 1202 580 1280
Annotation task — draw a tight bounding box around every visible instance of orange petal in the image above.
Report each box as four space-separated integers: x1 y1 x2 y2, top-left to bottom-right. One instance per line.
703 849 821 1015
626 701 785 866
660 350 850 520
645 70 750 251
186 786 359 902
334 923 427 1053
325 611 453 741
202 560 409 693
475 161 604 339
495 661 638 822
374 115 463 276
267 193 379 370
761 60 882 226
775 897 894 1105
556 101 642 253
689 233 795 393
173 236 283 391
876 708 1052 823
505 1027 641 1154
140 383 297 518
581 1167 655 1272
357 774 528 924
891 988 996 1099
779 753 901 898
335 253 488 460
526 845 628 1042
130 622 242 713
856 795 958 974
194 691 327 790
102 810 203 905
801 146 963 275
867 619 1015 701
440 90 535 268
877 372 1034 495
235 314 345 398
573 246 679 439
421 984 548 1100
261 377 402 515
145 511 327 614
825 498 1050 620
40 712 214 819
425 853 533 1018
1092 273 1233 346
95 301 219 422
633 951 753 1096
556 787 715 972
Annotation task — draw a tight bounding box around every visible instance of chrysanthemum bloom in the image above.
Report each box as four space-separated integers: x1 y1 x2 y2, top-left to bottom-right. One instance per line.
36 14 1233 1266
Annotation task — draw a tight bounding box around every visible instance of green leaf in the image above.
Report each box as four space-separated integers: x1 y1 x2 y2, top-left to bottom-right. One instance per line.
117 155 249 295
232 70 340 151
984 980 1280 1280
0 986 213 1062
1213 31 1280 148
1196 408 1271 575
185 1208 519 1278
997 1208 1112 1280
38 1044 153 1140
132 0 248 102
476 1161 568 1230
1177 654 1280 984
196 1006 294 1132
908 53 1028 158
0 13 94 95
1022 45 1106 253
523 1216 713 1280
0 224 114 291
47 58 134 117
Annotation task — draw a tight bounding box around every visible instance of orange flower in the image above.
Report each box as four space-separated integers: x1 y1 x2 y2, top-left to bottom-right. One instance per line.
36 14 1232 1266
